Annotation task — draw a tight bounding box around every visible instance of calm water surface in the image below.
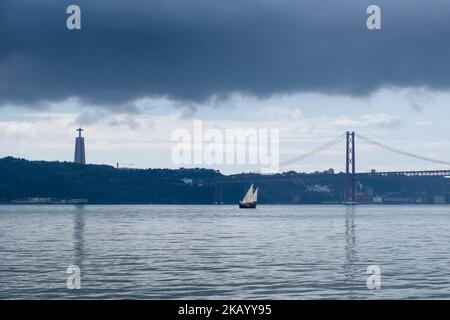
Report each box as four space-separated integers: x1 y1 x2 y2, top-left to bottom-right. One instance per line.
1 205 450 299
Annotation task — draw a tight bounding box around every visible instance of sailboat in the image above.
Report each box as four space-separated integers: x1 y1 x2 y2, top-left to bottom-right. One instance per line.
239 184 259 208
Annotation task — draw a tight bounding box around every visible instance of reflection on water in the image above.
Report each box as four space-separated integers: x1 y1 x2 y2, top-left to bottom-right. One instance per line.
73 205 85 270
1 204 450 299
343 206 358 298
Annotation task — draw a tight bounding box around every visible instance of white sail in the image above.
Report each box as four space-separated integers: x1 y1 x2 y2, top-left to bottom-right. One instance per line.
242 184 255 203
253 187 259 202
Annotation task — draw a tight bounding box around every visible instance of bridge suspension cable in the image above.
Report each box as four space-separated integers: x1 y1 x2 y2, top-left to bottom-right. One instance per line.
357 134 450 167
280 134 346 168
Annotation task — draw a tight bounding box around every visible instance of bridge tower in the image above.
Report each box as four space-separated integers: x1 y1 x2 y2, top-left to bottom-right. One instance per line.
345 131 357 204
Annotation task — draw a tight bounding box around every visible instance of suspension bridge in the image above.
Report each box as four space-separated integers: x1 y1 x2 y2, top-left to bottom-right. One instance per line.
202 132 450 204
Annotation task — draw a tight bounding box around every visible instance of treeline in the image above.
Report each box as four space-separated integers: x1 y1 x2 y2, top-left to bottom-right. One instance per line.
0 157 449 204
0 157 220 204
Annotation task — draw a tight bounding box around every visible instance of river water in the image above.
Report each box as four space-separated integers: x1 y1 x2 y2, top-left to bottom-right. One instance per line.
1 205 449 299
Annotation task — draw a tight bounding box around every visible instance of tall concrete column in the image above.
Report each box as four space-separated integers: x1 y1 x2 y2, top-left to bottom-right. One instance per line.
74 128 86 164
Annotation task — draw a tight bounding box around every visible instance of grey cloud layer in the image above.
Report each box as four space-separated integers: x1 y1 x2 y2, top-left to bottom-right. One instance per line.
1 0 450 106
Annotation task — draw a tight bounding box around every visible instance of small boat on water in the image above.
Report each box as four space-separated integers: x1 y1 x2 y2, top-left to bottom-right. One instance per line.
239 184 258 209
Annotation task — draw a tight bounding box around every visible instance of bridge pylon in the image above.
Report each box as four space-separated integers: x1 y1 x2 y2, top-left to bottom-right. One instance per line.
345 131 357 204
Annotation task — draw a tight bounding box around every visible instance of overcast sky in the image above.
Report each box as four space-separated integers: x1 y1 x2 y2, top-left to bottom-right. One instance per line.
1 0 450 173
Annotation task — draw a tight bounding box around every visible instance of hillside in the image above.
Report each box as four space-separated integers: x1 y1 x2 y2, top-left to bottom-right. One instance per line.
0 157 449 204
0 157 220 204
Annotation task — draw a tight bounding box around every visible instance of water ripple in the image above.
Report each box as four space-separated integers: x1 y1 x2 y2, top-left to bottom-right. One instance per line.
1 204 450 299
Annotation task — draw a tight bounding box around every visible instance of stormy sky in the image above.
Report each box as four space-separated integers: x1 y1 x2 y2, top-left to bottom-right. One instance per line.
1 0 450 172
1 0 450 105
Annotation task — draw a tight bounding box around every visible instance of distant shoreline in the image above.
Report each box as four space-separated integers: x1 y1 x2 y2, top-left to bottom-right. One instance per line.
1 203 449 206
1 157 449 205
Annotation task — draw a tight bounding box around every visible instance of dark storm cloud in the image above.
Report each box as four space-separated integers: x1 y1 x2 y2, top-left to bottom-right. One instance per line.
1 0 450 107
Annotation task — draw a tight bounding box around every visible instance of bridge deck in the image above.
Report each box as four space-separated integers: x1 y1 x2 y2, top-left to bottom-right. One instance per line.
200 170 450 185
358 170 450 177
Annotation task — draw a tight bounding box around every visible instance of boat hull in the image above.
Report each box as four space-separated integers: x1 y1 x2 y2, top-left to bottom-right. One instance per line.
239 201 257 209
